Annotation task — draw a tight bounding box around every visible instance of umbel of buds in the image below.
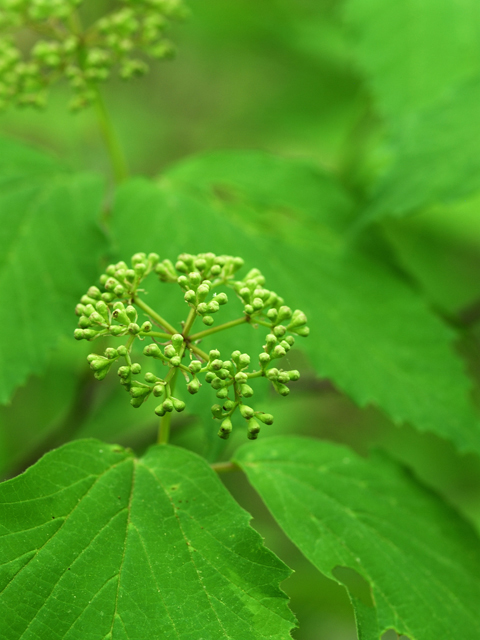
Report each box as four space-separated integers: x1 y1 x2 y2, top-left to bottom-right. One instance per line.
0 0 187 111
74 251 310 441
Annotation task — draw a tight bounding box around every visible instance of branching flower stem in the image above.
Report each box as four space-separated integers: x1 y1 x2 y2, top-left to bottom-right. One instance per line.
188 316 248 341
135 296 178 335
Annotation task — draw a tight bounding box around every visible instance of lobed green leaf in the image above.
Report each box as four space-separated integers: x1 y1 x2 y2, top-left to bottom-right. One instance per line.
0 136 106 404
0 439 295 640
234 435 480 640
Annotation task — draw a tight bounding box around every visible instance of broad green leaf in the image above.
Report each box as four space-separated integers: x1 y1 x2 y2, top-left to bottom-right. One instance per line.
0 439 295 640
362 78 480 223
0 136 106 403
345 0 480 118
345 0 480 221
110 153 480 454
234 436 480 640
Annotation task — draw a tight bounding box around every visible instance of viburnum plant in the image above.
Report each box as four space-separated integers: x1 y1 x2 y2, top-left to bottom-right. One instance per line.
75 251 308 442
1 2 480 640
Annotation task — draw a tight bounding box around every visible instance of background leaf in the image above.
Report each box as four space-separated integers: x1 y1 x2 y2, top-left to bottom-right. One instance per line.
0 438 295 640
110 154 480 454
234 435 480 639
0 137 106 404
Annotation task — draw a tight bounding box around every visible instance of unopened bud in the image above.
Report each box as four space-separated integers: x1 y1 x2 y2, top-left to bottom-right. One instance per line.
257 413 274 425
187 378 201 394
172 397 186 412
239 404 254 419
240 384 254 397
247 418 261 440
218 417 232 440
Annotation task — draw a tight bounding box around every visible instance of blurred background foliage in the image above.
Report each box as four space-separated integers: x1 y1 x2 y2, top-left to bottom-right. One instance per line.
1 1 480 638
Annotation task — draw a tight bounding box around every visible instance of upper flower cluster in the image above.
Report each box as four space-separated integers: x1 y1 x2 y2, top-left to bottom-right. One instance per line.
0 0 187 110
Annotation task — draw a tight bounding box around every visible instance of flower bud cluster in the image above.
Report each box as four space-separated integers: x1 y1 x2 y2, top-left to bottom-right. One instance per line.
0 0 187 111
75 251 308 440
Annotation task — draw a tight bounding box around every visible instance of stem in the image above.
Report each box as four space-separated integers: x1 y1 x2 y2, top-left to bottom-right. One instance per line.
135 296 178 335
141 330 171 340
93 88 129 184
247 370 264 379
211 461 239 474
183 307 197 337
158 368 178 445
189 316 248 341
189 343 209 361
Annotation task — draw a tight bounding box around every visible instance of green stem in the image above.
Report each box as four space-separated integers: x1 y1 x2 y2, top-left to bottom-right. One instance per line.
189 343 209 362
211 461 239 474
140 330 171 340
247 370 264 379
189 316 248 341
93 88 129 184
135 296 178 335
183 307 197 337
158 368 178 445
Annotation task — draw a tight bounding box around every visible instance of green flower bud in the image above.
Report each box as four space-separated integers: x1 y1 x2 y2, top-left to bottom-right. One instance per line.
94 368 110 381
287 310 307 329
101 292 115 303
280 340 291 352
216 387 229 399
171 334 184 349
95 300 109 318
162 398 174 412
88 286 102 300
126 305 137 321
78 316 92 328
288 370 300 381
266 368 279 381
110 326 124 337
153 384 165 397
210 265 222 277
184 289 196 303
273 325 286 338
148 253 160 265
131 252 147 265
223 361 234 374
194 258 206 271
267 308 278 321
257 413 274 425
205 372 216 383
210 359 223 371
196 283 210 302
218 417 232 439
272 345 286 359
223 399 236 411
211 377 225 390
207 300 219 313
131 363 142 374
278 371 290 384
141 321 152 332
134 262 147 276
105 277 119 292
74 328 85 340
202 315 214 326
128 322 141 335
275 383 290 397
215 292 228 305
216 368 230 380
278 306 293 321
130 396 144 408
231 350 241 363
189 271 201 287
170 355 181 367
144 344 162 358
188 360 202 373
164 345 176 358
90 312 106 325
294 326 310 337
112 307 130 325
247 418 261 440
172 397 186 412
130 383 150 398
84 304 96 317
259 352 271 365
252 297 264 311
155 403 166 416
239 404 254 419
176 260 188 273
238 353 250 368
187 378 201 394
117 345 128 356
145 372 158 383
83 329 99 340
105 348 118 360
285 335 295 346
81 295 97 306
244 304 254 315
211 404 223 418
235 372 248 383
118 365 131 379
75 304 86 316
240 384 254 397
